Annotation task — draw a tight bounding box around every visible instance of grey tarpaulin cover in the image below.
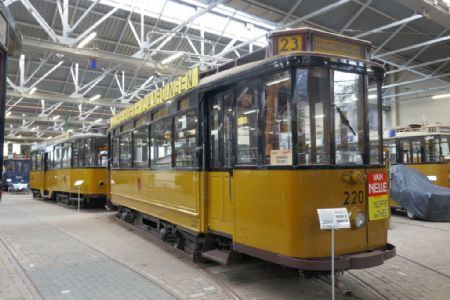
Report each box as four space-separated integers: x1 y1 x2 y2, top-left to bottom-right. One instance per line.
390 165 450 221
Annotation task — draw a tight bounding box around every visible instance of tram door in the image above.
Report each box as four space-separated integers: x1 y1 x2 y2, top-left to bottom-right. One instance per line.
207 90 234 235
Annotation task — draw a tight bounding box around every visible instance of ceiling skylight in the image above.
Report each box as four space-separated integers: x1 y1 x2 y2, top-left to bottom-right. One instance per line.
92 0 272 50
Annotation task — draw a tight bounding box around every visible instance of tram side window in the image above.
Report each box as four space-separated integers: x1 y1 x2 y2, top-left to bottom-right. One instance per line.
30 153 36 171
263 71 292 165
54 145 62 169
119 133 132 168
5 161 14 172
400 141 411 163
387 142 397 164
150 118 172 167
412 140 423 163
96 138 108 167
425 137 441 162
72 139 84 167
84 138 95 167
368 78 382 164
112 138 120 168
175 110 197 167
62 143 71 168
22 161 30 173
297 68 330 165
333 71 364 165
236 81 259 165
133 126 149 168
35 151 44 170
441 137 450 162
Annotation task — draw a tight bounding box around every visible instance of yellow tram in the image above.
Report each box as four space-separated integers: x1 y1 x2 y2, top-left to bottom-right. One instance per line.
385 124 450 188
30 133 109 207
109 28 395 272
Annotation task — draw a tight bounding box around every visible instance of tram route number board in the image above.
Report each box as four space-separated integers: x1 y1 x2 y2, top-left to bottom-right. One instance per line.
317 208 351 230
368 171 389 221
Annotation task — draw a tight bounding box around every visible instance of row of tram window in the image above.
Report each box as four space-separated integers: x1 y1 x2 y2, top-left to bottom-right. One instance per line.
112 66 384 170
30 137 108 171
387 136 450 164
4 159 30 174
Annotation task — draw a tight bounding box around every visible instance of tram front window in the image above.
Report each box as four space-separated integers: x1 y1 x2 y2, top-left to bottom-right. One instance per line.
296 68 330 165
333 71 364 165
368 79 382 164
236 81 259 165
263 71 292 165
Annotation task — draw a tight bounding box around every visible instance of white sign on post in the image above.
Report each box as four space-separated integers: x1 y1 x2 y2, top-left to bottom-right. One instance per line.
317 208 351 230
317 208 351 300
74 180 84 187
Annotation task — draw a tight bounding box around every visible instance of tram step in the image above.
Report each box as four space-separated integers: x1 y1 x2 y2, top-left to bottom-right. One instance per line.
201 249 240 265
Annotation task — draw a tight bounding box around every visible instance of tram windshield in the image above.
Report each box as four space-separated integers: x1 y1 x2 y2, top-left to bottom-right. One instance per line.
111 64 383 169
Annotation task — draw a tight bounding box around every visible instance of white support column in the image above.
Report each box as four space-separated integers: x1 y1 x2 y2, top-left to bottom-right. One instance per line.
24 55 51 85
19 54 25 87
29 61 64 89
376 35 450 59
71 0 101 32
20 0 59 42
74 7 118 45
355 14 422 38
339 0 373 34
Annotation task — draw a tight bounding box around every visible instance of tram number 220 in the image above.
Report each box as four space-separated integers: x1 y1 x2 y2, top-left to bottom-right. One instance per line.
343 191 364 205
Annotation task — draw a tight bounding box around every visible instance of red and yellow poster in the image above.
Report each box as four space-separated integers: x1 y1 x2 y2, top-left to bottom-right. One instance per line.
368 171 389 221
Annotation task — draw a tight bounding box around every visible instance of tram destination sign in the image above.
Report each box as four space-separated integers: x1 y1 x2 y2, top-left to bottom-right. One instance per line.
110 67 199 128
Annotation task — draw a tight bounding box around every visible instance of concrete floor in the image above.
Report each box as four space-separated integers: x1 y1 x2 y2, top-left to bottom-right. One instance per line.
1 194 450 300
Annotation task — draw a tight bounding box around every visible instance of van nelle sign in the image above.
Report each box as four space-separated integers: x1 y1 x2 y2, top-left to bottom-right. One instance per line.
367 171 389 221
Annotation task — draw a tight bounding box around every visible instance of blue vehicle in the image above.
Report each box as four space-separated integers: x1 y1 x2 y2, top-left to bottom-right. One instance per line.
3 158 31 192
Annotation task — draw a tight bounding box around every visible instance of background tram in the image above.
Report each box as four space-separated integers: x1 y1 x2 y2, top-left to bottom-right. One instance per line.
109 28 395 272
2 158 30 192
385 124 450 188
30 133 109 207
0 2 22 198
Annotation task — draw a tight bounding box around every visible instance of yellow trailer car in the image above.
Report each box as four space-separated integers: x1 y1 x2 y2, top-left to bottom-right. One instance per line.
30 133 109 207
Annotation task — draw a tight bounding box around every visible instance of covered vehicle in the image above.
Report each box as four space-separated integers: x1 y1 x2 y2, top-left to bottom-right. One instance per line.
390 164 450 221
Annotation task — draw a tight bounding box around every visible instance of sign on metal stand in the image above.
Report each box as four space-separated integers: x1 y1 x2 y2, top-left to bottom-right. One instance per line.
317 208 351 300
73 180 84 213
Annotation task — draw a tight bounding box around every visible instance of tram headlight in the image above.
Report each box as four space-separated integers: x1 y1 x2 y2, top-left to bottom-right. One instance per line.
353 211 367 229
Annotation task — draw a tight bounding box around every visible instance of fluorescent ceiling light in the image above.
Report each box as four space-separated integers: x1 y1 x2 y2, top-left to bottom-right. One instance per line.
432 93 450 99
47 136 52 139
52 115 60 120
94 118 103 123
6 111 11 117
315 114 324 118
368 94 377 99
17 135 22 138
265 77 290 86
161 52 184 65
29 87 37 95
89 94 101 101
67 129 73 133
243 109 257 115
77 32 97 48
22 113 26 117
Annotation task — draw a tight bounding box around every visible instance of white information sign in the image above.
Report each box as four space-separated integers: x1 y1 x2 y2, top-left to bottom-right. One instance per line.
74 180 84 187
317 208 351 230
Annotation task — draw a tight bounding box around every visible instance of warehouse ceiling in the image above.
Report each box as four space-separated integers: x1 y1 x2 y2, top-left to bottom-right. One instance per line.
4 0 450 143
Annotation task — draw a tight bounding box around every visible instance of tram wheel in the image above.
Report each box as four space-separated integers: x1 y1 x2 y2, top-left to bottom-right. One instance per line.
406 210 417 220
